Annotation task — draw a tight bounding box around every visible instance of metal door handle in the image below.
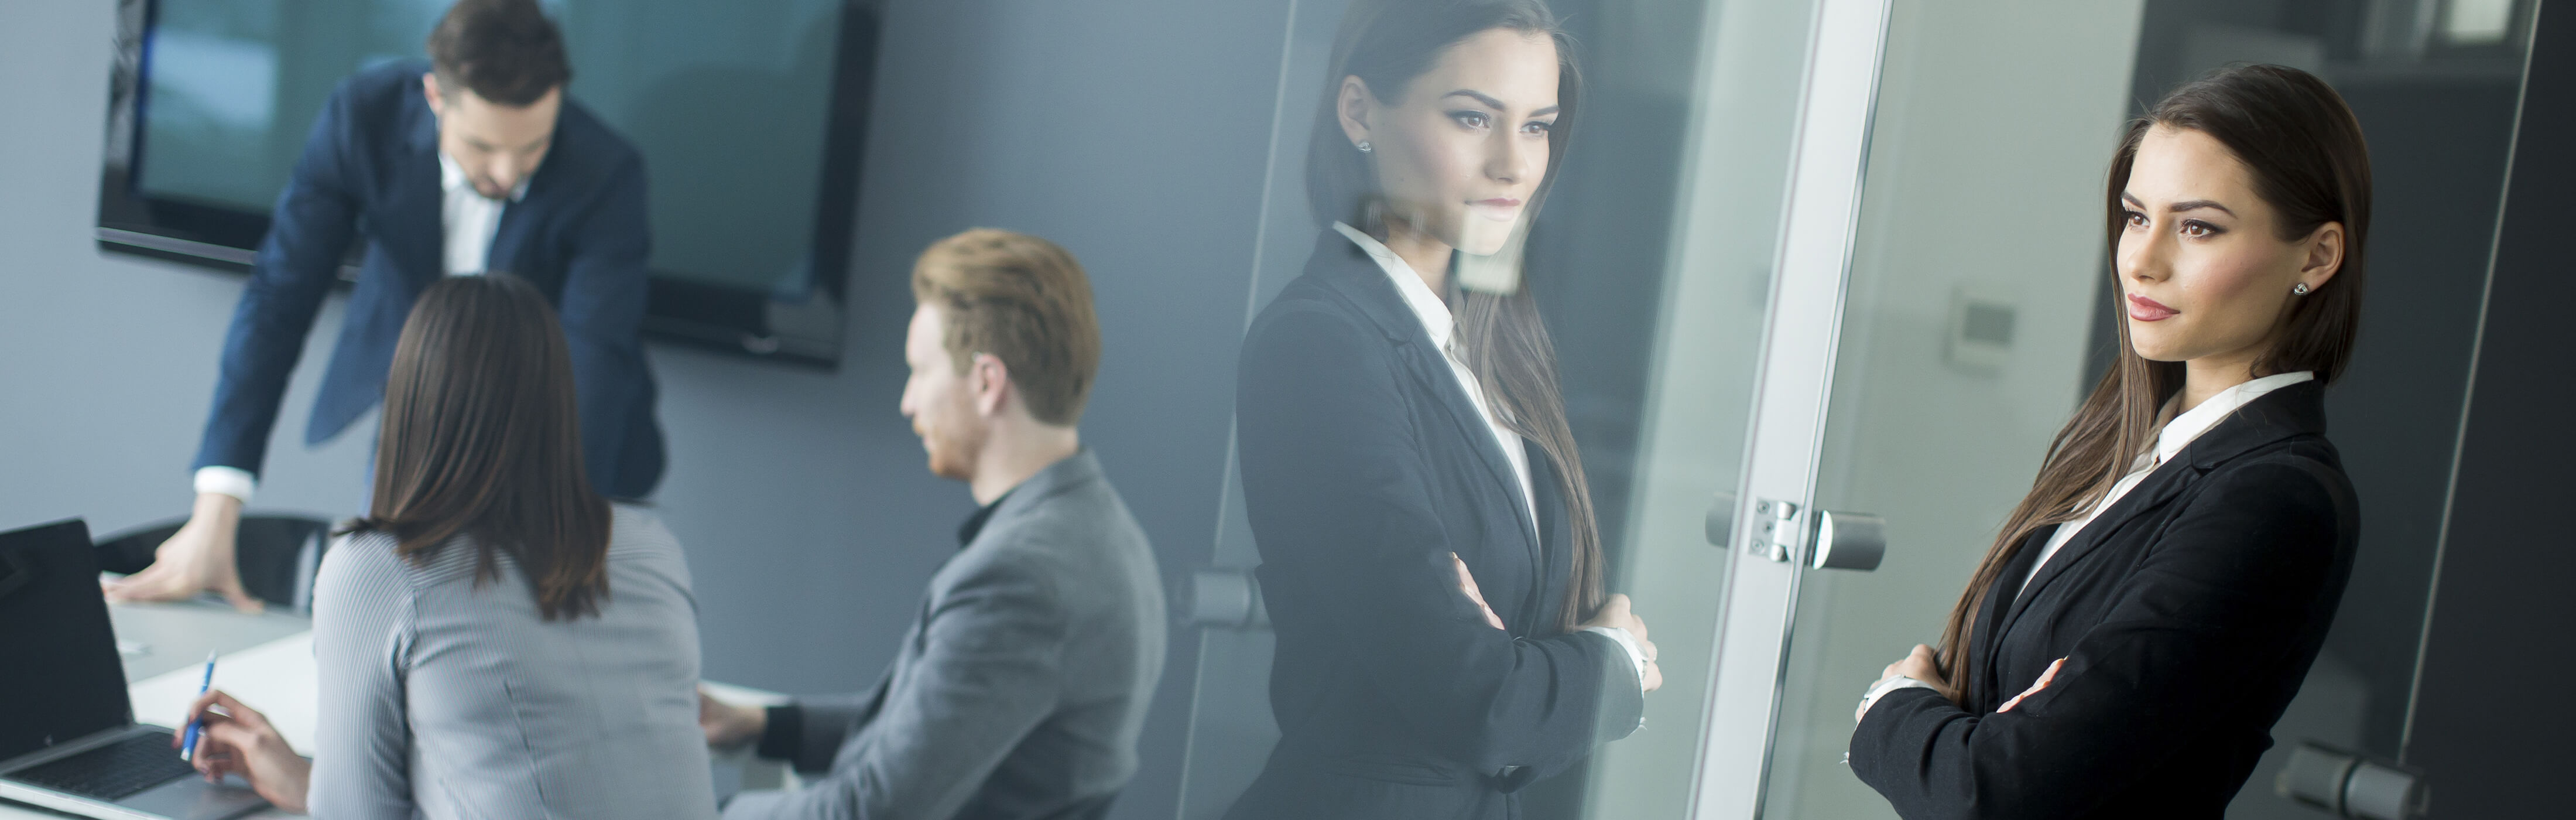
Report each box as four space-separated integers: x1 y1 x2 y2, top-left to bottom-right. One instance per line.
1186 568 1269 629
2279 741 2428 819
1705 491 1739 548
1734 498 1885 571
1810 509 1885 571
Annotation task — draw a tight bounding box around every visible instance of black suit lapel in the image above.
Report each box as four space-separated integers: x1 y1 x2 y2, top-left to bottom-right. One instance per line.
487 155 553 281
1515 439 1568 624
1310 232 1543 564
380 112 446 285
1992 380 2331 643
1397 344 1543 558
1999 459 2197 633
1973 529 2046 708
486 196 532 278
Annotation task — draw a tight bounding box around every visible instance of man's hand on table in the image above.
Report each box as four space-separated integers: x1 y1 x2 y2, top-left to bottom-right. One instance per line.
105 492 263 613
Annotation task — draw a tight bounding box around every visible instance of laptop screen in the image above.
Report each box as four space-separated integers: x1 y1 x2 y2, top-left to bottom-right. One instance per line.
0 520 133 763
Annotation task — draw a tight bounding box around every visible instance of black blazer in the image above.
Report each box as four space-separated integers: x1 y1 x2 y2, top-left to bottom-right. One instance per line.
1224 233 1643 820
191 59 664 497
1851 380 2359 819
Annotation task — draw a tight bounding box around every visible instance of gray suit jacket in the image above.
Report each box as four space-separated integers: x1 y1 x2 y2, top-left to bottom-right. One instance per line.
724 450 1167 820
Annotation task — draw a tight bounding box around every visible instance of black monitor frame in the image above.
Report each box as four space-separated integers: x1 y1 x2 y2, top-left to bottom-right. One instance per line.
94 0 878 369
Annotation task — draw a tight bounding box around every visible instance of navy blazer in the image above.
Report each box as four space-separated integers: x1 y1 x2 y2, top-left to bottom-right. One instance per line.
191 60 663 498
1851 380 2359 819
1224 232 1643 820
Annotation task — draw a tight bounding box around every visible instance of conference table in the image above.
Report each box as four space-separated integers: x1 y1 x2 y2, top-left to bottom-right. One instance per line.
1 598 787 819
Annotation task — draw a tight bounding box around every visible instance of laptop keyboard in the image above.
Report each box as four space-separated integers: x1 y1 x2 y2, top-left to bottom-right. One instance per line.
8 732 196 800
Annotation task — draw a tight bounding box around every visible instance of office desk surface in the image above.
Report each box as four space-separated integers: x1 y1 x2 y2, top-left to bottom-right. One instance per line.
107 600 313 683
5 599 786 819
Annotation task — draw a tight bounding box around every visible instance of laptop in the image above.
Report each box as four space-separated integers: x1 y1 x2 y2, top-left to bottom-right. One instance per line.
0 518 268 820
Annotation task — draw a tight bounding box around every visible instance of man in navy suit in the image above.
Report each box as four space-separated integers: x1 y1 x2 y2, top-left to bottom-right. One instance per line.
107 0 662 609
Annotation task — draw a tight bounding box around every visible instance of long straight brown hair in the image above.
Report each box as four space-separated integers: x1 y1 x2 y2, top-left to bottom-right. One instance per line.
1933 64 2372 701
345 274 612 620
1308 0 1603 634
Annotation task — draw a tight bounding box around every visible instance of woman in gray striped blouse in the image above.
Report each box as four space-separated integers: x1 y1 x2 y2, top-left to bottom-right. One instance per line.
179 274 718 819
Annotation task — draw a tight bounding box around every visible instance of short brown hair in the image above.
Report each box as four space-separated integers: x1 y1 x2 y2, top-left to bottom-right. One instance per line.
910 229 1102 426
427 0 571 107
351 274 610 621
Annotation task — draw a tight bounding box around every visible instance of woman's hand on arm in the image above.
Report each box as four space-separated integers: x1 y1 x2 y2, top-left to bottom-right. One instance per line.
1855 644 1947 723
1449 553 1507 630
1998 658 2065 713
1448 555 1663 691
176 690 309 813
1580 594 1661 692
1883 644 1945 690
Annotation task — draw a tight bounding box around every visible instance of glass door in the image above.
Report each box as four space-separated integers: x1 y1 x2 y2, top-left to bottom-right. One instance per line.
1727 4 2153 817
1709 1 2527 818
1171 0 1824 817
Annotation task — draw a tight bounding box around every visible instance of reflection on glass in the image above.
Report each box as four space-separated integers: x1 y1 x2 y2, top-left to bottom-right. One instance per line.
1176 0 1809 817
1224 4 1644 819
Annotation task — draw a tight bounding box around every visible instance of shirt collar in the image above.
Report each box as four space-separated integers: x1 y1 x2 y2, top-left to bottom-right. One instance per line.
438 151 530 203
1333 221 1452 349
2153 370 2315 465
956 488 1013 548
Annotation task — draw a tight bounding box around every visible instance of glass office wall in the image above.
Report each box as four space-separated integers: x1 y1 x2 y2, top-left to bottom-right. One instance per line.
1168 1 2520 816
1173 0 1816 817
1748 1 2525 818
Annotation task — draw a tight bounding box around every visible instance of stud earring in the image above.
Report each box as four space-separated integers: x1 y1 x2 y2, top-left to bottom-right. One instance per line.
2292 282 2311 295
1356 141 1372 153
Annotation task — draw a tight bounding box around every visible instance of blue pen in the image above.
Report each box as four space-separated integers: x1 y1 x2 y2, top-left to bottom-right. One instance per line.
179 651 215 761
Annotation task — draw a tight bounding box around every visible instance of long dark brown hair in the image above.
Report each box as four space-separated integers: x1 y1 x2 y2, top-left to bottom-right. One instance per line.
1309 0 1602 634
344 274 612 620
1934 64 2372 701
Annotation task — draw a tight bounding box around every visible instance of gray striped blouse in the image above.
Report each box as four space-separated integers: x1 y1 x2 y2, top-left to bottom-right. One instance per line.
304 504 718 819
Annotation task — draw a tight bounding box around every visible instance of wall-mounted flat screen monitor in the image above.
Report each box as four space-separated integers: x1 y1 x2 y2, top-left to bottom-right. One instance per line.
96 0 876 367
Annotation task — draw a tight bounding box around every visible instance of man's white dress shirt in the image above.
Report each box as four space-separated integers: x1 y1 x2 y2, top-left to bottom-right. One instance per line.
439 151 525 276
192 151 526 503
1332 223 1650 695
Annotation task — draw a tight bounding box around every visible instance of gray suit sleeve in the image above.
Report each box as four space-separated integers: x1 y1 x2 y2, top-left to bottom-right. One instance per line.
303 535 417 820
724 554 1068 820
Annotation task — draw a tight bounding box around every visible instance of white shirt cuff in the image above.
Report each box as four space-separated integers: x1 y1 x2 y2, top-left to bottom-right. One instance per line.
1580 626 1649 732
1855 675 1936 723
193 466 257 505
1581 626 1649 694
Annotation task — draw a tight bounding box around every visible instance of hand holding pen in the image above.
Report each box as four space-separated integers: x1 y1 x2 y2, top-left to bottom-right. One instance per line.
174 684 313 811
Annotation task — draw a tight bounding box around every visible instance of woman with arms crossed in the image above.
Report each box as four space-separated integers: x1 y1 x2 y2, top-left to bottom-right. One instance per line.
176 275 717 819
1227 2 1657 818
1851 64 2369 819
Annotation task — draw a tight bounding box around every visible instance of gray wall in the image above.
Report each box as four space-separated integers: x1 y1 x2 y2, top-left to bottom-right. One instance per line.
0 2 1294 818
